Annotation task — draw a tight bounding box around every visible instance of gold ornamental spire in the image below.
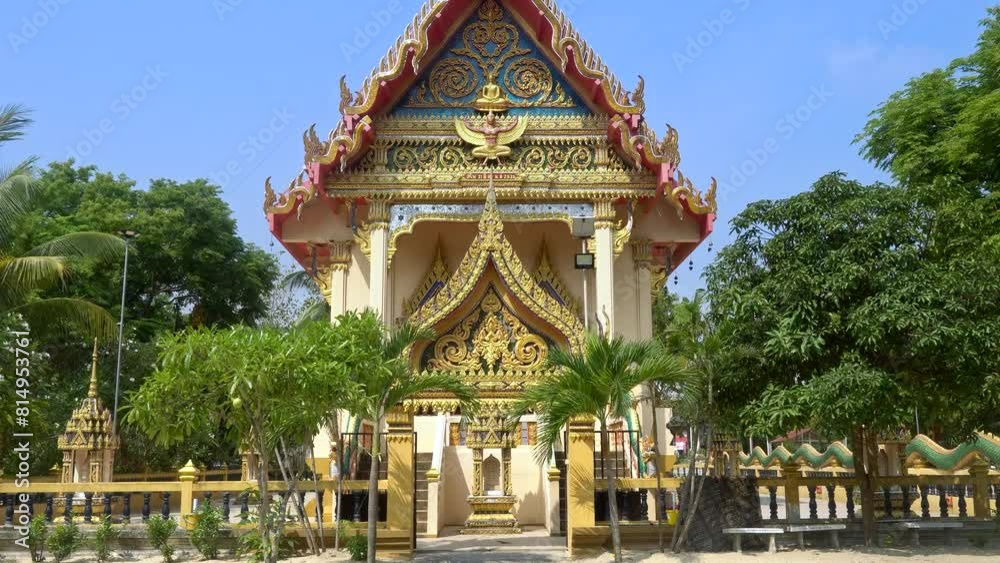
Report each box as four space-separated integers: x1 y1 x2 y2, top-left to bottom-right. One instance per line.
87 338 99 399
479 172 503 248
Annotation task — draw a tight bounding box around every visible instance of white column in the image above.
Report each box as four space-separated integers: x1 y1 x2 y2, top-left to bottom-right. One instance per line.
632 239 654 340
328 240 353 321
594 200 617 335
367 200 390 323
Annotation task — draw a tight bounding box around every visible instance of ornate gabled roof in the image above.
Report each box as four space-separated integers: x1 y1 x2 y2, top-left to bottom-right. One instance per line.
265 0 717 275
410 178 585 352
58 341 119 452
339 0 644 118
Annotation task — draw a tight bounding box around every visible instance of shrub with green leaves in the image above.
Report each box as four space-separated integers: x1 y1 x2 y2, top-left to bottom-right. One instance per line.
345 532 367 562
94 516 121 562
27 515 47 562
145 515 177 563
47 521 82 563
189 504 224 559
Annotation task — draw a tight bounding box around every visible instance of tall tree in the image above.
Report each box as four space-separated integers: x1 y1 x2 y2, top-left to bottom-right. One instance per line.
13 161 279 335
858 7 1000 197
706 173 1000 544
510 333 687 563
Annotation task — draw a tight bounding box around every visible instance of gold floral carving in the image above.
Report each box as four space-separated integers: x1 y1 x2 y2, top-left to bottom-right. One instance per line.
428 289 548 374
403 1 573 110
651 267 667 297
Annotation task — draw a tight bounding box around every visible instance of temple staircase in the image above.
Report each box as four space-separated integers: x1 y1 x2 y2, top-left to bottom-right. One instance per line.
415 452 433 536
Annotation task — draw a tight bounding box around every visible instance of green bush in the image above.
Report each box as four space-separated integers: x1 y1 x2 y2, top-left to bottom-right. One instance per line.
27 515 47 562
47 521 83 563
94 516 121 562
345 532 367 562
236 500 295 563
189 504 224 559
145 515 177 563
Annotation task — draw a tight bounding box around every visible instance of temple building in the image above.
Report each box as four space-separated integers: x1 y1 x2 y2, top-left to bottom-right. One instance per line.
264 0 715 540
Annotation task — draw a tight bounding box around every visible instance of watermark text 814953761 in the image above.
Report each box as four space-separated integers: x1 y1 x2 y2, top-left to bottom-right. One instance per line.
9 329 34 550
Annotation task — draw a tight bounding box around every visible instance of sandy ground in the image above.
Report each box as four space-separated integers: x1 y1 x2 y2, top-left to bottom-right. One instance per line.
10 546 998 563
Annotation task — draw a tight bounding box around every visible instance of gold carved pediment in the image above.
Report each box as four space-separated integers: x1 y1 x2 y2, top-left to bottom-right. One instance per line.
424 288 550 376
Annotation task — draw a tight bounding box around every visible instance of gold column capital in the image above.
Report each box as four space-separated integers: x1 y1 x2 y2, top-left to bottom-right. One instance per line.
367 197 392 228
630 239 653 269
329 240 353 271
593 199 617 229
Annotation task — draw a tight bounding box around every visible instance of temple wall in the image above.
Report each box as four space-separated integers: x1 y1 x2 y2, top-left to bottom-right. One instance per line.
442 447 475 525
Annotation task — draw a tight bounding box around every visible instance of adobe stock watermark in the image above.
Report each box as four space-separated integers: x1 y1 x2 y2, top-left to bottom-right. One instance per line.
210 107 295 189
341 0 406 63
879 0 931 40
65 66 168 161
7 0 72 54
673 0 752 73
717 85 834 200
214 0 247 21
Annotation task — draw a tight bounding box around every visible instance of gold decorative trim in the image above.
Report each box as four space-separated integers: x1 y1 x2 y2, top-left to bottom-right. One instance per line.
342 0 643 117
329 240 353 272
263 173 313 218
533 239 580 314
673 170 718 216
403 242 450 317
631 239 652 270
409 182 585 353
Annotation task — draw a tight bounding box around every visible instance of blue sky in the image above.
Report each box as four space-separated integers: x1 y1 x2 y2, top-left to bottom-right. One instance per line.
2 0 995 296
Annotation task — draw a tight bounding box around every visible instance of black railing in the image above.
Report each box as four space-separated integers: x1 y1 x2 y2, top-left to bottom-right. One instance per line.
593 429 642 480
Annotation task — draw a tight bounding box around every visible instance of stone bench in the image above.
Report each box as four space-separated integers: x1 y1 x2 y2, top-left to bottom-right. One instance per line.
722 527 784 553
894 520 964 547
786 523 847 549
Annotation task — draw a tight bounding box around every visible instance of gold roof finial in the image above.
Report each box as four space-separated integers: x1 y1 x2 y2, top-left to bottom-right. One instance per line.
87 338 99 399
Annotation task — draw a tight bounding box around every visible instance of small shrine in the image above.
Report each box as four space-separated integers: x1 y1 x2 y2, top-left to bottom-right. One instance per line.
57 340 119 483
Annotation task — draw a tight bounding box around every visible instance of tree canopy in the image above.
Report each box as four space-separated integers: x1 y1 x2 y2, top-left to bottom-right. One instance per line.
707 173 999 439
13 161 279 336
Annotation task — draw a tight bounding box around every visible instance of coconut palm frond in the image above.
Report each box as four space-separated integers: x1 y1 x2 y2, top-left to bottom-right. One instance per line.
0 255 69 294
11 297 118 341
294 299 331 327
0 157 39 241
27 231 125 261
0 104 33 144
280 269 319 292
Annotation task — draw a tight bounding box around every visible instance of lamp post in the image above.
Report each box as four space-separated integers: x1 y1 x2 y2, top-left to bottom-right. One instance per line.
112 229 138 432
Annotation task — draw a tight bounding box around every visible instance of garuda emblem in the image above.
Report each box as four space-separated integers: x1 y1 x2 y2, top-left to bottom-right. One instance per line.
455 110 528 164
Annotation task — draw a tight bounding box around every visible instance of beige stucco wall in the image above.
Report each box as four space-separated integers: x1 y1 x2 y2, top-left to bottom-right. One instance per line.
442 447 474 525
631 198 704 243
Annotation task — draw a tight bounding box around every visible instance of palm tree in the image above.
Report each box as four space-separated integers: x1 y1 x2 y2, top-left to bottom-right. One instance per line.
1 104 123 337
510 333 688 563
345 312 477 563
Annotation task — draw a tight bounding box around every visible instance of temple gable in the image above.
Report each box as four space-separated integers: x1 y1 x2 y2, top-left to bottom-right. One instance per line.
390 0 591 118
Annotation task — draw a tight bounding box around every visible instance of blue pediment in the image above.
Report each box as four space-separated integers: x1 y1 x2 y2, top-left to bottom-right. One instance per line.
389 0 591 118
